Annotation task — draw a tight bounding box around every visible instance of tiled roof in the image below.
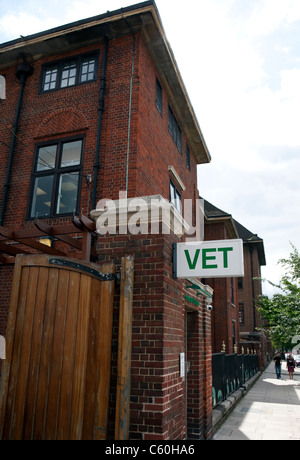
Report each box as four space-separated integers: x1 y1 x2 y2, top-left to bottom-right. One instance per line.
233 219 262 243
201 197 266 266
202 198 232 219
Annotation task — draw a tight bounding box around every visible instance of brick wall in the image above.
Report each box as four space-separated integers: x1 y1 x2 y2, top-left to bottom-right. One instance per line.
136 37 198 202
0 29 212 439
186 302 212 439
1 42 104 228
97 229 212 440
0 266 13 337
239 244 263 334
0 31 198 229
204 222 240 354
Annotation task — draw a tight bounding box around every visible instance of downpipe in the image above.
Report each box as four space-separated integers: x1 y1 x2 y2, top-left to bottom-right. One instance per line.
0 62 33 226
91 35 109 211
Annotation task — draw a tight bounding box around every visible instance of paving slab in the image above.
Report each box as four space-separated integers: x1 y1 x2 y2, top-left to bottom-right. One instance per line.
213 361 300 440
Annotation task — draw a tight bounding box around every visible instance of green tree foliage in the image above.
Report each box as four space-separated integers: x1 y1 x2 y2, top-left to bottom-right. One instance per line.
257 244 300 349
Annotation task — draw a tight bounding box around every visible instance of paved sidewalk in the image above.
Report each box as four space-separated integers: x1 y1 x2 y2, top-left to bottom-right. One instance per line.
213 360 300 440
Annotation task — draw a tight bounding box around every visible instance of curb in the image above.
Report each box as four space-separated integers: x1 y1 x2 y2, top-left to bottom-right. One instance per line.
212 372 261 435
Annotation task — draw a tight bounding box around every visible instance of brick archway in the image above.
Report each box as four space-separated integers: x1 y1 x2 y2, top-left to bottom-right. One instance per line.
35 109 89 139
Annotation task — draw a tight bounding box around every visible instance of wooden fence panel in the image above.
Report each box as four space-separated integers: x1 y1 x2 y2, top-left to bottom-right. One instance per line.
0 255 115 440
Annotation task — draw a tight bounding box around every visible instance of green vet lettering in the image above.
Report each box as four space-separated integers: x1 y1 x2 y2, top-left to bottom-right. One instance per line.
184 249 200 270
202 248 217 269
218 247 233 268
184 247 234 270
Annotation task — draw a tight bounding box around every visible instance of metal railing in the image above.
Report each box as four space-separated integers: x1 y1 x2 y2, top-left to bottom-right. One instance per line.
212 352 259 408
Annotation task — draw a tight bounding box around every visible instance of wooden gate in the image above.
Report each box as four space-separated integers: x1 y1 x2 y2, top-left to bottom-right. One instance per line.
0 254 116 440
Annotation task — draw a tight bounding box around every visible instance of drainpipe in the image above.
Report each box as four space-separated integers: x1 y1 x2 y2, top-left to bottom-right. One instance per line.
125 33 135 199
0 61 33 226
91 35 108 211
249 244 256 330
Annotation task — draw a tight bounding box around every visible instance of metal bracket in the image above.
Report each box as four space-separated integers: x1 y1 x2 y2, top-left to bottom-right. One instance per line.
185 284 213 298
49 258 120 282
172 243 177 279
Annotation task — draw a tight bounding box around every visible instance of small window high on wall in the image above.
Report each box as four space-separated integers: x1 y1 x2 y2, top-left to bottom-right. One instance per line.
155 78 162 114
40 53 98 93
168 106 182 153
170 180 182 215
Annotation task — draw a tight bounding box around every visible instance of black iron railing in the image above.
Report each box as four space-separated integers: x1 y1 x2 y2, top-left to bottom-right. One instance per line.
212 353 259 408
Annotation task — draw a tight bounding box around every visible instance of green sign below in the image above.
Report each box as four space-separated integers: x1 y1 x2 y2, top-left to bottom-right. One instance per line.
185 294 200 307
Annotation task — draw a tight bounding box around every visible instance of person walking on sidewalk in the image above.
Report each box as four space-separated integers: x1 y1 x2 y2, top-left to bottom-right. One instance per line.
273 352 282 379
286 354 296 380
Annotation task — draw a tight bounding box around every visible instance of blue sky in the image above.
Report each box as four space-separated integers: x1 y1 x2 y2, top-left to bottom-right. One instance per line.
1 0 300 296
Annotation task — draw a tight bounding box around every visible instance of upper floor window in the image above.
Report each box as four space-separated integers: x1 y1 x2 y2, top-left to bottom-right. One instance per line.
0 75 6 99
60 60 77 88
168 166 185 215
29 137 84 219
239 303 245 325
40 53 98 93
155 78 162 114
168 106 182 153
238 277 243 289
170 180 182 215
186 144 191 170
231 278 235 304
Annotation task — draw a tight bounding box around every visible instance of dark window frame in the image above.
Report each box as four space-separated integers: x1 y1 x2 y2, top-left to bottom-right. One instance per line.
239 303 245 325
28 135 85 220
231 277 235 304
232 321 236 347
169 179 182 215
155 78 163 114
186 144 191 170
39 52 99 94
168 106 182 153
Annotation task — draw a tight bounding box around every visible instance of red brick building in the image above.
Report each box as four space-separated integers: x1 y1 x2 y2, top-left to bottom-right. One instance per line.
203 199 268 367
0 1 216 440
203 200 240 355
234 220 270 369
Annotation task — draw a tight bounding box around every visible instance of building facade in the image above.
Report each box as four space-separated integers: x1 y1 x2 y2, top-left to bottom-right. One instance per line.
203 200 240 355
234 220 270 369
202 199 268 367
0 1 216 440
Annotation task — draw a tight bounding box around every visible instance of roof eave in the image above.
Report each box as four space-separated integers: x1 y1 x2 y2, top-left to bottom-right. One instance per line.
204 215 239 240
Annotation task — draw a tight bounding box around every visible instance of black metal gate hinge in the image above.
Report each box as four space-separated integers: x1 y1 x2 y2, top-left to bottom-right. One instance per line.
49 258 120 282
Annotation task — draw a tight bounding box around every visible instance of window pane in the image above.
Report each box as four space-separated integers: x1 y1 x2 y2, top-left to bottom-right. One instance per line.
61 140 82 167
60 61 77 88
168 107 173 135
80 56 96 82
156 79 162 113
30 175 54 218
170 181 182 214
36 145 57 171
56 173 79 214
175 190 182 214
176 126 182 153
43 67 58 91
186 145 191 170
168 106 182 153
170 182 175 204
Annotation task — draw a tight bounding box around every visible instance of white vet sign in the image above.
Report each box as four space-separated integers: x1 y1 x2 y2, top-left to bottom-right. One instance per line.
174 239 244 278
